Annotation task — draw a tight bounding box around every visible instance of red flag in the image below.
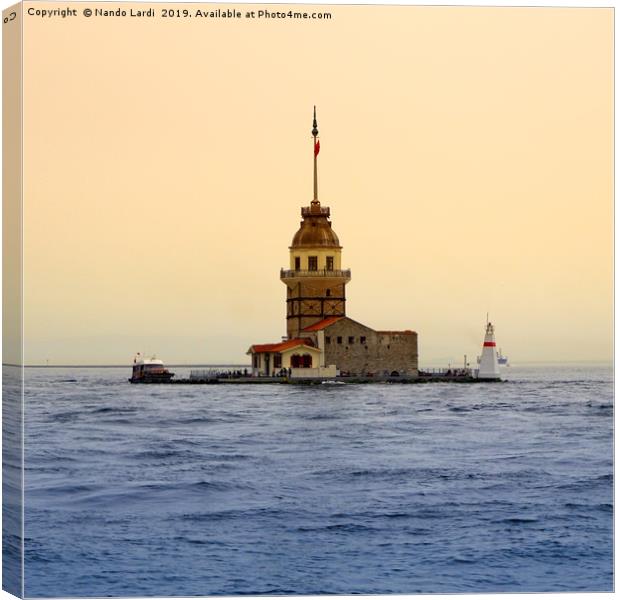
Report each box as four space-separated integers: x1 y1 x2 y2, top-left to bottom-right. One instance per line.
314 139 320 157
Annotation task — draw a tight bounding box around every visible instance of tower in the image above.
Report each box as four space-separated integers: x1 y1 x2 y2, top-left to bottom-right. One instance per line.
280 108 351 339
477 321 501 380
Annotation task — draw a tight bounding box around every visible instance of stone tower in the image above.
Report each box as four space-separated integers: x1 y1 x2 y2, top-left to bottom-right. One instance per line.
280 108 351 339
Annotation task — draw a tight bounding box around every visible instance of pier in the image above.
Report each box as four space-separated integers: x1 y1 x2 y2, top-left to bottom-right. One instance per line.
130 368 501 385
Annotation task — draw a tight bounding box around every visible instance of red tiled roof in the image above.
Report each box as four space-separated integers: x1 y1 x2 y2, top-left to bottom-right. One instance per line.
247 338 317 354
302 316 343 332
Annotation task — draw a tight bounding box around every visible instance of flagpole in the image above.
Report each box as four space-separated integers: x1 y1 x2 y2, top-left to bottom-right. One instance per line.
312 106 319 202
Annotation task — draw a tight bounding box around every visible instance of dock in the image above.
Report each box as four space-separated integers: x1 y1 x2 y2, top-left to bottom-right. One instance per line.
130 374 501 385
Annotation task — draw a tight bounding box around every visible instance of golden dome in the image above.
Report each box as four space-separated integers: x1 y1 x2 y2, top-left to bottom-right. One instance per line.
290 201 341 248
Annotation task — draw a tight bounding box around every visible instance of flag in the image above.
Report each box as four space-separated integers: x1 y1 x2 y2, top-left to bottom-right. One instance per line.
314 139 320 157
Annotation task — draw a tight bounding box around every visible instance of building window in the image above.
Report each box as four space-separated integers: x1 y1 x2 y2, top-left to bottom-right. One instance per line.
294 257 301 270
348 336 354 344
326 256 334 270
291 354 313 368
308 256 318 271
360 336 366 344
274 354 282 368
337 336 342 344
326 289 331 297
326 336 331 344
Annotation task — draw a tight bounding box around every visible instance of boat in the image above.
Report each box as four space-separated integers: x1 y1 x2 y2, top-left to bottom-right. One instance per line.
496 349 508 365
129 353 175 383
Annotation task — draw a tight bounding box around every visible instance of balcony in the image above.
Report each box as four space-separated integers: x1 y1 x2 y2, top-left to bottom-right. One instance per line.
280 268 351 279
301 206 330 218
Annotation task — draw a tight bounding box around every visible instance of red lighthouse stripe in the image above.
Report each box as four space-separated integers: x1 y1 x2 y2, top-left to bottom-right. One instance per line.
483 342 496 347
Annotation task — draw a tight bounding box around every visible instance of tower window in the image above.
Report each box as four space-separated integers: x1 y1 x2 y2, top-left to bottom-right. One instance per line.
326 256 334 270
337 336 342 344
308 256 318 271
360 336 366 344
348 336 354 344
326 336 331 344
294 257 301 270
326 289 331 297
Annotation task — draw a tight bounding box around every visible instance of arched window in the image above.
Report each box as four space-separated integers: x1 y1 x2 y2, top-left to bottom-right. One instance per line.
302 354 312 368
291 354 302 368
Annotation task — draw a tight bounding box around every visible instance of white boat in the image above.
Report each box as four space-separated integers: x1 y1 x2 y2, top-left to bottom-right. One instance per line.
129 353 175 383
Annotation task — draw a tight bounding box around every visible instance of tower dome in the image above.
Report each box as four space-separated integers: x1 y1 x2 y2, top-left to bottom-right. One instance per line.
291 201 341 248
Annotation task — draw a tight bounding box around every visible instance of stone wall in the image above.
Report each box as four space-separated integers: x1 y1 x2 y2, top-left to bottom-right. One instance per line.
313 317 418 377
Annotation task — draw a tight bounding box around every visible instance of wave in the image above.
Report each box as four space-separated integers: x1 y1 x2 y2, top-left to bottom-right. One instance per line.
90 407 137 414
174 506 287 523
494 516 540 524
295 523 377 533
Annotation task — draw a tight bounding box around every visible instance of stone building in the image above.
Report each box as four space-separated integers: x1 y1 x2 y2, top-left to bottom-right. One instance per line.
248 109 418 378
301 317 417 377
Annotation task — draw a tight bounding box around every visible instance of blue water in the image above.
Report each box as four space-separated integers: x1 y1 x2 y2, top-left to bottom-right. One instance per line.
21 364 612 596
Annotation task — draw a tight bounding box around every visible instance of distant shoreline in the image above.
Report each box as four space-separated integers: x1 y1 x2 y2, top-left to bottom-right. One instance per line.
2 361 613 369
4 364 253 369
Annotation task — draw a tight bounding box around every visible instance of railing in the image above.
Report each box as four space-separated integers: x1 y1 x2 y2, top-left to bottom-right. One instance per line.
190 368 249 380
418 367 473 377
301 206 330 217
280 268 351 278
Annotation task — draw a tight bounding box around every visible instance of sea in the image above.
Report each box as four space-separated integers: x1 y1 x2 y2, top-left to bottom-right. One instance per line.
5 363 614 597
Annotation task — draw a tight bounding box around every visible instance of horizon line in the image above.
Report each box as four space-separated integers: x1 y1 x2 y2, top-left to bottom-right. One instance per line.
3 363 253 369
2 360 614 368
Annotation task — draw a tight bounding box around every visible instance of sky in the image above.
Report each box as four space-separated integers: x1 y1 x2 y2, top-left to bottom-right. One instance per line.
13 2 613 365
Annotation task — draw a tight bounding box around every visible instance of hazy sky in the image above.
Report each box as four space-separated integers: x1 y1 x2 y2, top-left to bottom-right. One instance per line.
18 3 612 365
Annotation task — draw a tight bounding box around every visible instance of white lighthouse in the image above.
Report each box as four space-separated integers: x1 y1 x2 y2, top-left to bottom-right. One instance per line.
477 321 501 380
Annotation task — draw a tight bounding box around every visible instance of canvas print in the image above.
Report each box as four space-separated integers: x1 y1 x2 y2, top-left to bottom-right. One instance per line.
2 2 613 597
